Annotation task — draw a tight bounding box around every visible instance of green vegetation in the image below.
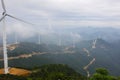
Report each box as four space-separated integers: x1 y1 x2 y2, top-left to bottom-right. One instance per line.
0 64 86 80
8 42 49 57
0 65 120 80
90 68 118 80
0 74 26 80
1 39 120 76
29 64 86 80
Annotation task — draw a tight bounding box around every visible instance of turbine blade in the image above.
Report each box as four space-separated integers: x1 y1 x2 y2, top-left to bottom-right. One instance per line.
6 14 34 25
1 0 6 12
0 15 6 22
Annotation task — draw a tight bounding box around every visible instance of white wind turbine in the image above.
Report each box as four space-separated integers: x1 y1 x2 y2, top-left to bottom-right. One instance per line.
38 33 41 44
47 18 53 32
71 32 75 48
92 38 98 49
0 0 33 74
58 32 62 46
14 33 18 44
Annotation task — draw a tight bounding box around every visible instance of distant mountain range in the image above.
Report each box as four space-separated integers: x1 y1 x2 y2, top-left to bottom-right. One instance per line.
0 27 120 44
0 38 120 76
59 27 120 42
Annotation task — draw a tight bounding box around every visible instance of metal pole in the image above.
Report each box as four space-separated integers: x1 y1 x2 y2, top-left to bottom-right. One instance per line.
2 17 9 74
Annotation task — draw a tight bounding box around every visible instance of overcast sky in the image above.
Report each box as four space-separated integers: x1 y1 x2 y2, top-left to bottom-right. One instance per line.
0 0 120 38
0 0 120 27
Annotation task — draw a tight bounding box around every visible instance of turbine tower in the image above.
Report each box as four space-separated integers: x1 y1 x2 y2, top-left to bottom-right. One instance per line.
0 0 33 74
38 33 41 44
58 32 62 46
71 32 75 48
92 38 97 49
15 33 18 44
48 18 53 32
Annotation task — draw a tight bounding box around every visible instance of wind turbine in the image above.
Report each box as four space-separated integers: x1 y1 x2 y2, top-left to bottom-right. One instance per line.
14 33 18 44
71 32 75 48
38 33 41 44
58 32 62 46
92 38 97 49
0 0 33 74
47 18 53 32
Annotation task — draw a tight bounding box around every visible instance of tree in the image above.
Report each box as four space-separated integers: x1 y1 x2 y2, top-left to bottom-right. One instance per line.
90 68 117 80
96 68 109 75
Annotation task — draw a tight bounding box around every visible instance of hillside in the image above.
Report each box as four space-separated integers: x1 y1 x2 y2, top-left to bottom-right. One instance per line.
30 64 86 80
0 64 119 80
0 64 86 80
0 39 120 76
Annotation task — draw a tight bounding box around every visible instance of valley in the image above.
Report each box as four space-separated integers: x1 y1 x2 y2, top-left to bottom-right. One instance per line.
0 38 120 76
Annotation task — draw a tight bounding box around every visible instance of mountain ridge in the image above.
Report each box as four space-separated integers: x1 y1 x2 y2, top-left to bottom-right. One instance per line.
0 38 120 76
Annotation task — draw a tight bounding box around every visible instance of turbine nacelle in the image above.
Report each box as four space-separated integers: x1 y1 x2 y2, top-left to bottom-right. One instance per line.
2 12 6 15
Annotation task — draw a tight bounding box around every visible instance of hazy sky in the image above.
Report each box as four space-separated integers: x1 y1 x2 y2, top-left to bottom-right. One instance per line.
0 0 120 38
0 0 120 27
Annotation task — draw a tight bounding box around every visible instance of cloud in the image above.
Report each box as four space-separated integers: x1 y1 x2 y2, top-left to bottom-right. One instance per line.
4 0 120 16
71 32 81 42
1 0 120 30
7 23 37 39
